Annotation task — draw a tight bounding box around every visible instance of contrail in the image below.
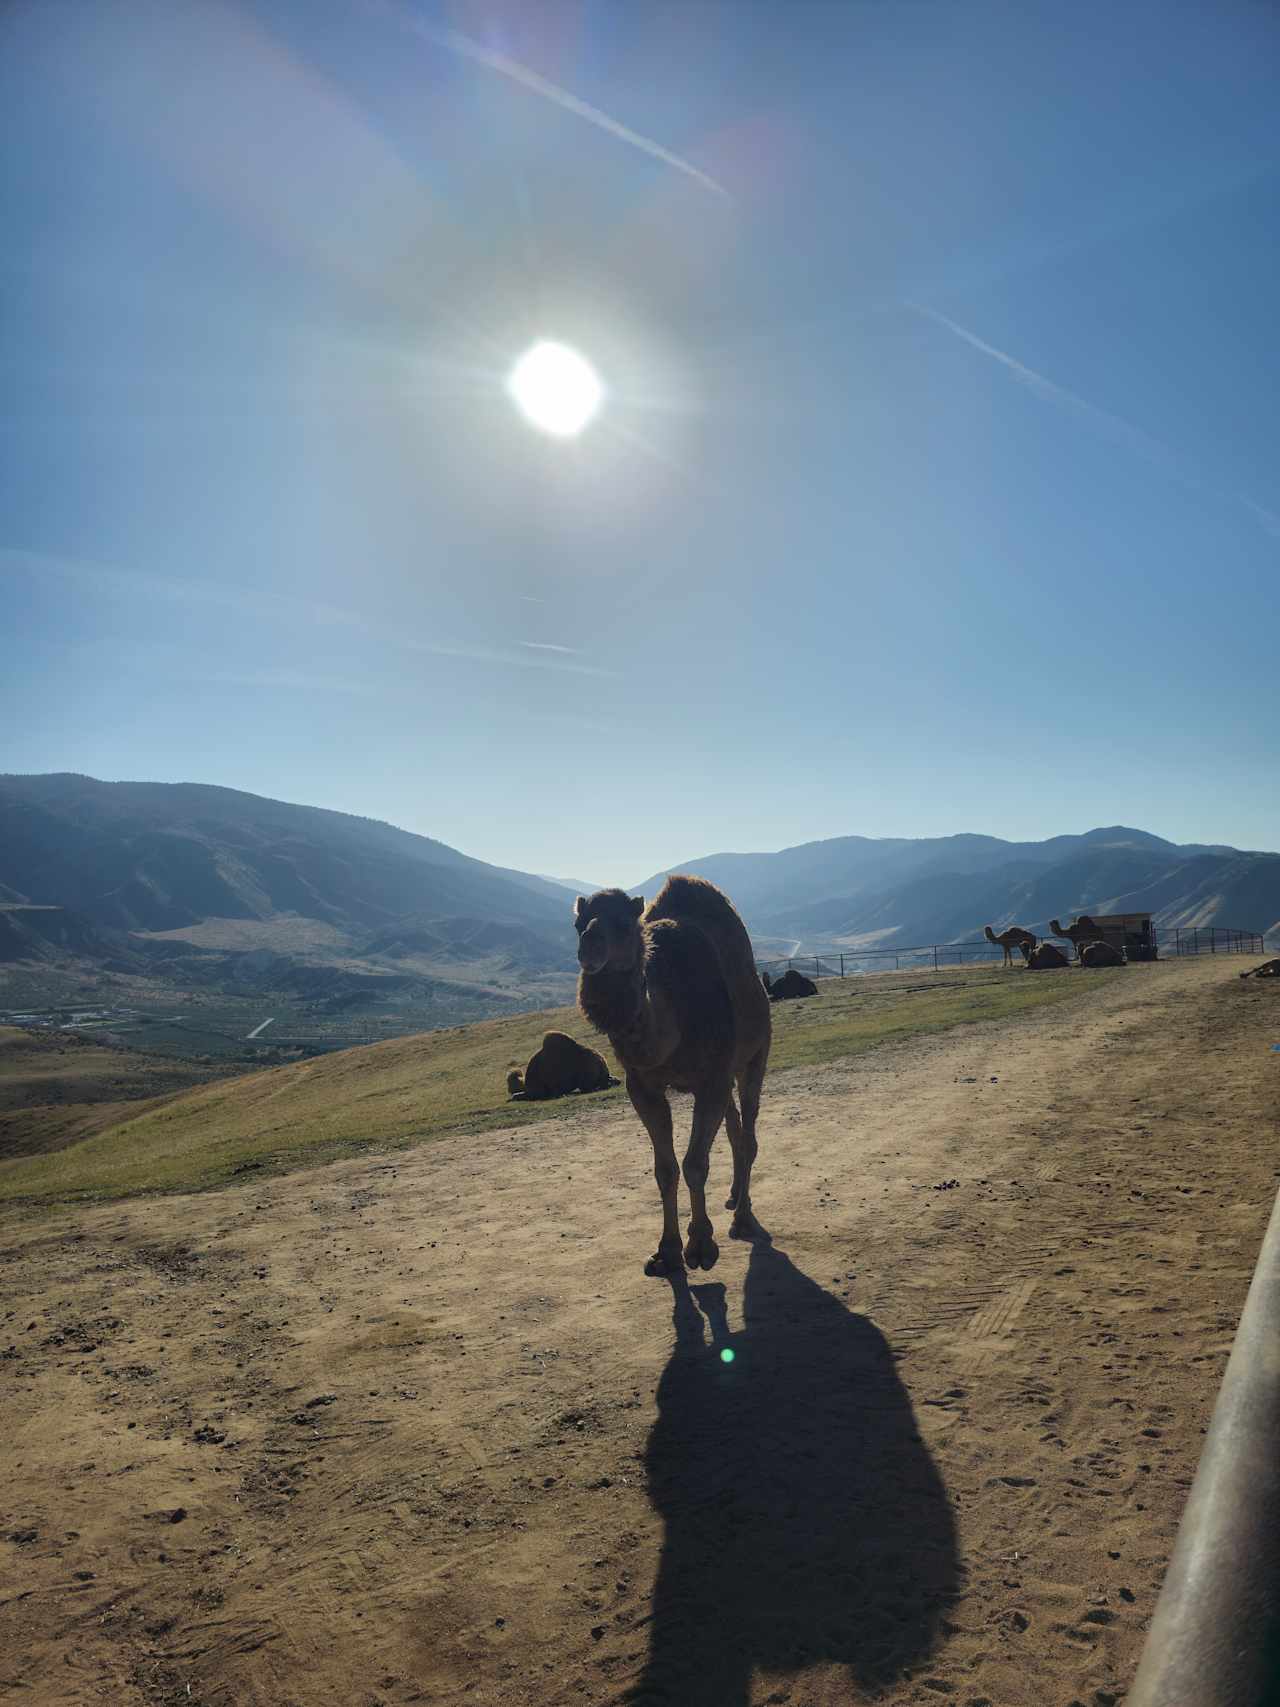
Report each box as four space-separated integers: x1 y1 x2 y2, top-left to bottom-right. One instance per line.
403 16 729 198
910 301 1280 542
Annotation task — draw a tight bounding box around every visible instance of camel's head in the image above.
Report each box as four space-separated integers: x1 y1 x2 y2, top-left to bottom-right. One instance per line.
574 889 644 974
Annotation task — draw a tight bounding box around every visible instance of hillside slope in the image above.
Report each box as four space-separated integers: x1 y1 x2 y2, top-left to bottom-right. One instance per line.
0 774 569 935
0 964 1092 1202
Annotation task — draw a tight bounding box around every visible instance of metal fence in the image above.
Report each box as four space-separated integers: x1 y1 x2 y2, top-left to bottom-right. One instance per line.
757 923 1268 982
1163 924 1266 956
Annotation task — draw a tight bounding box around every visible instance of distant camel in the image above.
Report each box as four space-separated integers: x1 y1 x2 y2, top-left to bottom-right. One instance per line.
1023 941 1070 970
1050 916 1107 961
1080 940 1126 969
1240 959 1280 979
766 968 819 1001
984 924 1037 968
575 876 771 1275
507 1031 617 1101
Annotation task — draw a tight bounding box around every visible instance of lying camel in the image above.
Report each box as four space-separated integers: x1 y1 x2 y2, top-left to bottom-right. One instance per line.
1022 941 1069 970
1240 959 1280 979
1080 940 1126 968
507 1031 617 1101
766 968 818 1001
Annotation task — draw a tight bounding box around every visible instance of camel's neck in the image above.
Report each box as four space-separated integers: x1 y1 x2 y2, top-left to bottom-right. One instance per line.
578 964 656 1059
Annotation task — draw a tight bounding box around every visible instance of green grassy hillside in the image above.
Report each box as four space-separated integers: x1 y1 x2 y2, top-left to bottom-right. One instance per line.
0 964 1090 1205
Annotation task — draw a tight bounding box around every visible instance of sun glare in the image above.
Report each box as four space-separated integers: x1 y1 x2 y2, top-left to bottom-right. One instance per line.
508 341 603 438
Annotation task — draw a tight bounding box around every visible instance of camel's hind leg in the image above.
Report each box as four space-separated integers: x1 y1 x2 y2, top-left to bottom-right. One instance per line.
727 1047 766 1238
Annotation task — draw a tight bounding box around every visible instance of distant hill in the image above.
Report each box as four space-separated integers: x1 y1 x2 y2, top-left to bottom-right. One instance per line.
0 772 573 941
537 875 604 896
632 828 1280 949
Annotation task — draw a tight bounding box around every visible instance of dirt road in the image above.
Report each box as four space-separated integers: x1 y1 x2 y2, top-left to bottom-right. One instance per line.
2 958 1276 1706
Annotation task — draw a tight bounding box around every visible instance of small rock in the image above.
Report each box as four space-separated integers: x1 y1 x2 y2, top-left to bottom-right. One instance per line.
167 1508 187 1525
305 1393 338 1408
591 1624 606 1641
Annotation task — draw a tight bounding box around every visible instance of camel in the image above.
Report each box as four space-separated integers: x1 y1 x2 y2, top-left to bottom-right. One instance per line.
1023 941 1069 970
1240 959 1280 979
506 1031 617 1101
1080 940 1126 969
984 924 1037 967
766 968 818 1001
575 876 771 1276
1050 916 1107 961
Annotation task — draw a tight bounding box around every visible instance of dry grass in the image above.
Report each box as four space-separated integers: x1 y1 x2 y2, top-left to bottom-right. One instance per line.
0 1026 231 1165
0 963 1093 1205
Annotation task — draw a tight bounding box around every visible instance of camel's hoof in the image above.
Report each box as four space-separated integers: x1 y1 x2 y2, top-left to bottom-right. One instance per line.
644 1245 684 1277
724 1191 738 1211
684 1232 719 1272
729 1210 759 1241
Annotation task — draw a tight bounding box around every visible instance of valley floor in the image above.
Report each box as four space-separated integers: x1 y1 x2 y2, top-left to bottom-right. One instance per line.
1 957 1276 1706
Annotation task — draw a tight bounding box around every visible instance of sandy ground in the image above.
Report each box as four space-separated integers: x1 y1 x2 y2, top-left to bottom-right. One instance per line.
1 957 1277 1707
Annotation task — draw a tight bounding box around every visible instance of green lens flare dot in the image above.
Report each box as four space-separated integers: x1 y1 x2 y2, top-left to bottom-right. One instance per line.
720 1348 735 1363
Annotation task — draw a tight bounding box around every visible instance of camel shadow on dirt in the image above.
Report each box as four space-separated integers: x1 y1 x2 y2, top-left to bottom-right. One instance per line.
633 1237 960 1706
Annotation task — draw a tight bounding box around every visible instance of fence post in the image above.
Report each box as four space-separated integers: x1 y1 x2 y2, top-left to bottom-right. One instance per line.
933 944 939 971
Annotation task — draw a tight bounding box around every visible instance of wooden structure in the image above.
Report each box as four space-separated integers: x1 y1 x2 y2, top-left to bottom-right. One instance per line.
1067 912 1158 961
1090 912 1156 960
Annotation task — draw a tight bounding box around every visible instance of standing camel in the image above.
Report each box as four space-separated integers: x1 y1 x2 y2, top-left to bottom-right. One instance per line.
575 876 771 1276
984 924 1037 967
1050 916 1106 961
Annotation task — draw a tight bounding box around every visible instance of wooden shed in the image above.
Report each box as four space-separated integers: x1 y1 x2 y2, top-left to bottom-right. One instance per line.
1080 912 1158 960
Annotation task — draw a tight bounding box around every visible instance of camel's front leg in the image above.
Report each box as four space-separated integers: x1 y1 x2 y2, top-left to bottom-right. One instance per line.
626 1072 683 1276
682 1081 730 1271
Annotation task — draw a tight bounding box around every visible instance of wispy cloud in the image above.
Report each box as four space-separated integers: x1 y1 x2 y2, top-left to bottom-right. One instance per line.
909 302 1280 542
519 640 578 654
3 547 620 679
397 15 729 199
403 636 616 678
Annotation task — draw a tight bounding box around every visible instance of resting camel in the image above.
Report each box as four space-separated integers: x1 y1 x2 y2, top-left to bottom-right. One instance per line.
1022 941 1069 970
766 968 818 1001
507 1031 617 1100
1050 916 1107 961
1080 940 1126 968
575 876 771 1276
984 924 1037 967
1240 959 1280 979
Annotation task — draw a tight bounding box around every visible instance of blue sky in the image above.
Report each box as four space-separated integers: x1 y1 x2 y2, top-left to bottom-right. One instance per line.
3 0 1278 887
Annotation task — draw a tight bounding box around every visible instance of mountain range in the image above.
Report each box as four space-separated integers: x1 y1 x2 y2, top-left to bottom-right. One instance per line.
1 777 1276 1007
634 828 1280 949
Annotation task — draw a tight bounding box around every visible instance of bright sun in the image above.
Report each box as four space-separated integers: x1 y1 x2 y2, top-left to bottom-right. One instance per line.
508 341 603 438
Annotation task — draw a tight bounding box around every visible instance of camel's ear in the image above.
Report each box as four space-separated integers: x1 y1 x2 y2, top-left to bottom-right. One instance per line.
573 896 587 929
631 895 644 917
